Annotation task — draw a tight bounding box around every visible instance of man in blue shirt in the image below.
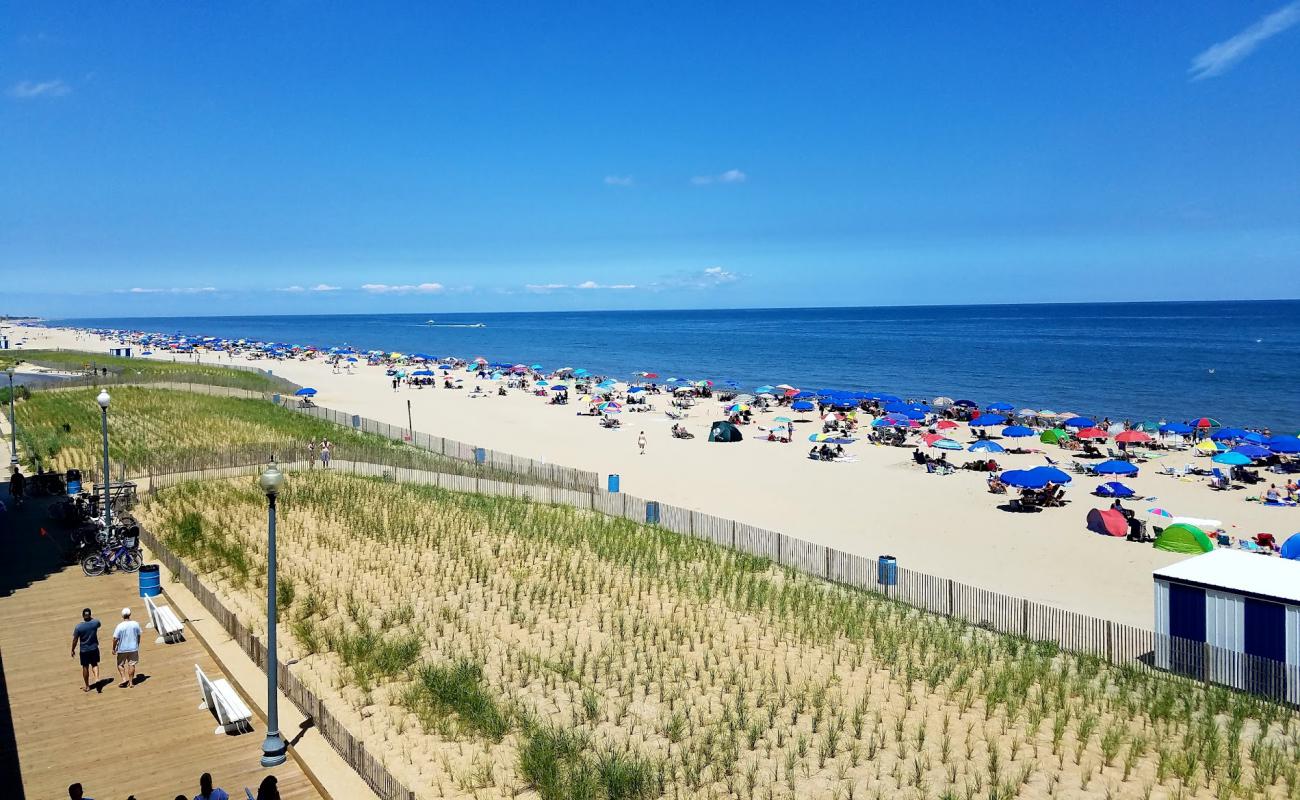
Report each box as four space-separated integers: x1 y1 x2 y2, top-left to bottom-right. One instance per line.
70 608 101 692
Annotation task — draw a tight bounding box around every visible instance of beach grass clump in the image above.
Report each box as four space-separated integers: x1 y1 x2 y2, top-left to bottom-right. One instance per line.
136 472 1300 800
10 385 464 476
2 348 285 392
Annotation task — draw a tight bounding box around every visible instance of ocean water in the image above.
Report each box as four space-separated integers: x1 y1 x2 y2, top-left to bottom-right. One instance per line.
56 301 1300 429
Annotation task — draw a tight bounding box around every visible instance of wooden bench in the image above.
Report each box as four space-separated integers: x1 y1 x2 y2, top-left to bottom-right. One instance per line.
195 665 253 735
144 594 185 644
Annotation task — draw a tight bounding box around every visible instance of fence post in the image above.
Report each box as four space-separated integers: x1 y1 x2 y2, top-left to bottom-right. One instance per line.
947 580 955 617
1022 599 1029 636
1105 622 1114 664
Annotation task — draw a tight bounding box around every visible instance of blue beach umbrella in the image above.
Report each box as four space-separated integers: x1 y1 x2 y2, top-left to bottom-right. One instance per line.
1231 444 1271 459
755 385 776 394
1029 465 1073 484
439 364 453 371
1267 436 1300 454
1063 417 1095 429
412 369 433 376
345 356 357 362
986 402 1014 412
1093 459 1139 476
969 440 1005 453
791 400 815 411
1159 422 1194 435
953 399 977 408
627 386 645 394
1000 469 1050 489
970 414 1007 427
932 438 963 450
1002 425 1034 438
1211 451 1252 465
536 380 548 386
1210 428 1251 442
549 384 569 391
294 388 317 396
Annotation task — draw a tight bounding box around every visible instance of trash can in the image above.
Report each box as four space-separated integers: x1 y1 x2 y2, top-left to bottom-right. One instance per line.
646 501 660 524
608 474 620 493
272 393 281 405
66 468 82 496
877 555 897 587
138 564 161 598
474 448 486 464
351 414 361 428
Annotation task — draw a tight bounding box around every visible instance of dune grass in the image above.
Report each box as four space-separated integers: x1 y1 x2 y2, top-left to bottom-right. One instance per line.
2 348 285 392
136 471 1299 800
12 385 459 476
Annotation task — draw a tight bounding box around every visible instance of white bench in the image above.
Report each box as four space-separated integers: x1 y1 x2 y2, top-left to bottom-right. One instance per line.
144 595 186 644
195 664 253 735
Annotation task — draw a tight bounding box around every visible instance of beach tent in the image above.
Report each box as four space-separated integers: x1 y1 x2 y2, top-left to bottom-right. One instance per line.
1280 533 1300 561
1153 523 1215 554
708 421 743 443
1040 429 1070 444
1087 508 1128 537
1094 481 1136 498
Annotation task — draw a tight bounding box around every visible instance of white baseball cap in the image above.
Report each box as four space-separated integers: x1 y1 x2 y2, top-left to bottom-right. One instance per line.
121 607 132 617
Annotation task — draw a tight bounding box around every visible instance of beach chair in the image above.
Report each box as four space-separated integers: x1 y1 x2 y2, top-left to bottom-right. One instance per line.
195 665 253 735
144 594 186 644
1209 468 1231 490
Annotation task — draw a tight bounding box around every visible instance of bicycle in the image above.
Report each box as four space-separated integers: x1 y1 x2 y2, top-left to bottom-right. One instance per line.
81 539 143 576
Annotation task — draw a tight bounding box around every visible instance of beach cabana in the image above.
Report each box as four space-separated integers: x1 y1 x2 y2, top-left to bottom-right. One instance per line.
1153 523 1214 554
1086 508 1128 537
1094 481 1135 498
1153 549 1300 701
708 421 743 443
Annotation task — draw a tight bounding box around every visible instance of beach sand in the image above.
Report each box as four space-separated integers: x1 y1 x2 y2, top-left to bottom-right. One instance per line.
17 325 1298 628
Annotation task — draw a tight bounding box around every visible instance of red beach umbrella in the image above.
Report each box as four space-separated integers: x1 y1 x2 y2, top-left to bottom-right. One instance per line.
1191 417 1222 429
921 433 945 445
1075 427 1110 440
1114 430 1152 444
935 420 959 431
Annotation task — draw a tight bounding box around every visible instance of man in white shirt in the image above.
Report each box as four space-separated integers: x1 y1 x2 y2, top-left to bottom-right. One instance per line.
112 607 142 688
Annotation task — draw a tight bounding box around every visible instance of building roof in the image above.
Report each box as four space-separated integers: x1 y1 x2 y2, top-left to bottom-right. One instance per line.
1154 549 1300 605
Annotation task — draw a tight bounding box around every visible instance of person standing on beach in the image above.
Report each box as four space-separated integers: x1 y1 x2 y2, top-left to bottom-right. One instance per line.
638 431 647 455
320 439 331 469
112 607 142 688
71 608 101 692
306 438 317 470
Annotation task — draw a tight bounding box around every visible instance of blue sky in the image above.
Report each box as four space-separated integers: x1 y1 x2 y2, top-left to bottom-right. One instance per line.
3 2 1299 317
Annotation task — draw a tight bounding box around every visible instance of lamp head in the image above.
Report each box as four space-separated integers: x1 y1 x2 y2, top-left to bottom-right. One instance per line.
259 461 285 496
96 390 111 409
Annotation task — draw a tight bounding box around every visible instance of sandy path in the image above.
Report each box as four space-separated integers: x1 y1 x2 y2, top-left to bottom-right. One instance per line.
18 325 1300 628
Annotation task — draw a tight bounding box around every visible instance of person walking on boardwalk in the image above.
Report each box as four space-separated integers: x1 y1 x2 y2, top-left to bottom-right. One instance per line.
8 466 24 508
112 607 142 688
70 608 101 692
638 431 647 455
306 438 317 470
319 439 331 469
193 771 230 800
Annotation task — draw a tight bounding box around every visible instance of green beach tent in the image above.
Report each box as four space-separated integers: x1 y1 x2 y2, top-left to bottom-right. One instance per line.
1153 523 1215 554
1040 428 1070 445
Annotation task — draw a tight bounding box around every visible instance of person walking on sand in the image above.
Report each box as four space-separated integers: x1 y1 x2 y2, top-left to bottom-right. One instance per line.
71 608 101 692
305 438 317 470
67 783 93 800
638 431 647 455
113 607 142 688
193 771 230 800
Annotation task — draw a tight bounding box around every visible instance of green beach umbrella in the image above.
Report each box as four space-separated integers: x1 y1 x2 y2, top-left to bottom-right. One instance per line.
1040 428 1070 444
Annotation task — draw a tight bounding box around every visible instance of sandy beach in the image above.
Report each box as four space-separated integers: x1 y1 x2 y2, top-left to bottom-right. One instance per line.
13 324 1299 629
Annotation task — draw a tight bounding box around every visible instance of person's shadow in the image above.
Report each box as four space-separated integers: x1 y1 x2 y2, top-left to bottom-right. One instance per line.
91 677 114 693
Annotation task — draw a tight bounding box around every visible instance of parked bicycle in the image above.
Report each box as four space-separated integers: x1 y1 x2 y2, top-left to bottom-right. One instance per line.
80 523 142 576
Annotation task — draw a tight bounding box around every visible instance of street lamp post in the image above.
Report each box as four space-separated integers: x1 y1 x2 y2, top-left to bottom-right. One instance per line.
258 461 287 767
5 367 16 467
96 390 111 532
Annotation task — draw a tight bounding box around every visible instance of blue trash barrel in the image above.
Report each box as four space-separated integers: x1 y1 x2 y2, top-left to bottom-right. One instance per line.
608 474 620 493
877 555 897 587
474 448 486 464
351 414 361 428
272 393 281 405
646 501 660 524
138 564 162 598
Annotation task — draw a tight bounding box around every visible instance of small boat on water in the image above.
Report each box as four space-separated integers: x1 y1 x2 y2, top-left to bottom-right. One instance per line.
426 320 487 328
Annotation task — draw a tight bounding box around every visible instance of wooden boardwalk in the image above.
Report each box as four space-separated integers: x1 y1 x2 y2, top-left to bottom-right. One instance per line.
0 494 322 800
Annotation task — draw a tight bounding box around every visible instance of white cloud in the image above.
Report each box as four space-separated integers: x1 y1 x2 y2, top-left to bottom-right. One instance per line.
8 79 70 99
603 175 634 187
310 283 341 292
120 286 217 294
700 266 738 284
277 286 305 293
525 283 569 293
360 282 445 294
691 169 747 186
1189 2 1300 80
652 267 741 290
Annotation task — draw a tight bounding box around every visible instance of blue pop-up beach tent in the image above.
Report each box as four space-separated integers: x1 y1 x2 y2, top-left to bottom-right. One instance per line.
1280 533 1300 561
